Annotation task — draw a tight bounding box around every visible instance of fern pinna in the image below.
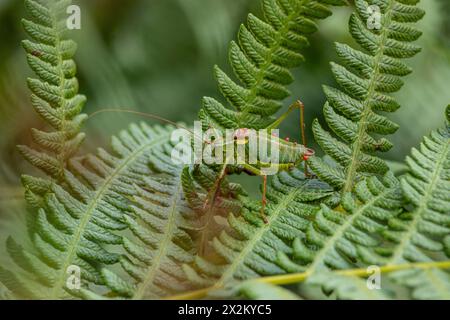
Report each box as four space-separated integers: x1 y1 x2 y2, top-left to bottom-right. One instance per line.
309 0 425 192
380 109 450 299
0 0 182 299
98 149 201 300
278 173 403 276
198 0 347 131
18 0 87 181
0 123 178 299
326 108 450 299
182 169 335 292
183 0 347 241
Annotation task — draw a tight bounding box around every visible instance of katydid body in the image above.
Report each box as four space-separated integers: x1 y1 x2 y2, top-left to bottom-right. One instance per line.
198 100 314 223
88 100 313 223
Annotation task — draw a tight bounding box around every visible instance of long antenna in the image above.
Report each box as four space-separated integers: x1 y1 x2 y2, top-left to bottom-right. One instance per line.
87 108 196 137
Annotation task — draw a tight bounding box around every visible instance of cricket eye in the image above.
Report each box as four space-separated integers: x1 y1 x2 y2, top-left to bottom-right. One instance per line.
305 148 315 157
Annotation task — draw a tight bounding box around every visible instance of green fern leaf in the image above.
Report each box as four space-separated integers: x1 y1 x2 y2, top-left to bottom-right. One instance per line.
305 272 392 300
98 149 200 299
84 143 245 299
199 0 347 131
309 0 425 192
361 111 450 299
278 172 403 274
19 0 87 180
183 169 334 290
181 165 246 255
0 124 176 299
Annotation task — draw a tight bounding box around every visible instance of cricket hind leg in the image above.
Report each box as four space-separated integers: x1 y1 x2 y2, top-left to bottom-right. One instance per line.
261 175 269 224
243 164 269 224
267 100 311 178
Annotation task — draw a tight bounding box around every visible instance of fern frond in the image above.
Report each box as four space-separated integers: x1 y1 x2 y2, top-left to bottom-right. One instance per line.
181 165 246 255
98 148 200 299
199 0 347 131
0 124 175 299
19 0 87 180
396 120 450 263
278 172 403 274
361 111 450 299
183 169 333 290
309 0 425 192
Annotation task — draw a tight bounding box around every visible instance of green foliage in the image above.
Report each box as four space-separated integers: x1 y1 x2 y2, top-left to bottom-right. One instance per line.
399 115 449 262
305 272 392 300
182 165 246 255
100 148 199 299
183 169 334 289
373 114 450 299
309 0 425 192
0 0 449 301
19 0 87 180
198 0 347 131
280 173 403 273
282 108 450 299
239 281 302 300
0 123 177 299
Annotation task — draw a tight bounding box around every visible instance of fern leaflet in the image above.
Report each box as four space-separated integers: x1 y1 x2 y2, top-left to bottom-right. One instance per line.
19 0 87 180
98 148 199 299
309 0 425 192
183 169 333 291
362 108 450 299
199 0 347 131
277 173 403 276
0 124 176 299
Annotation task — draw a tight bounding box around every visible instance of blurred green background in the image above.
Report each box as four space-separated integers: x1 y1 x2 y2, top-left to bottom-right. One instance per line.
0 0 449 225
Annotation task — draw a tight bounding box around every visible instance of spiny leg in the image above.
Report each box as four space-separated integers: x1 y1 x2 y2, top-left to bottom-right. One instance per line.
201 145 238 210
202 162 228 211
267 100 302 130
261 175 269 224
298 101 311 178
243 164 270 224
267 100 311 177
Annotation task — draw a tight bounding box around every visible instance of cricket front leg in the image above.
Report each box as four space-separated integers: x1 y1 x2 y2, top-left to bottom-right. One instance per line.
202 162 228 211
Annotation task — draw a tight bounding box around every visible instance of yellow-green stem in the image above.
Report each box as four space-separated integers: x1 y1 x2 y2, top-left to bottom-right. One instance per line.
167 260 450 300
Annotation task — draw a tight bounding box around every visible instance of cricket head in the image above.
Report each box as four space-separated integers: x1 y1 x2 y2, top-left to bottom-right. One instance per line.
233 128 250 145
292 144 315 165
302 147 315 161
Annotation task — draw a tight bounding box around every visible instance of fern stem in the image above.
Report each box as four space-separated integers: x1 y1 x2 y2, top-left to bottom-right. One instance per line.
168 260 450 300
265 260 450 286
